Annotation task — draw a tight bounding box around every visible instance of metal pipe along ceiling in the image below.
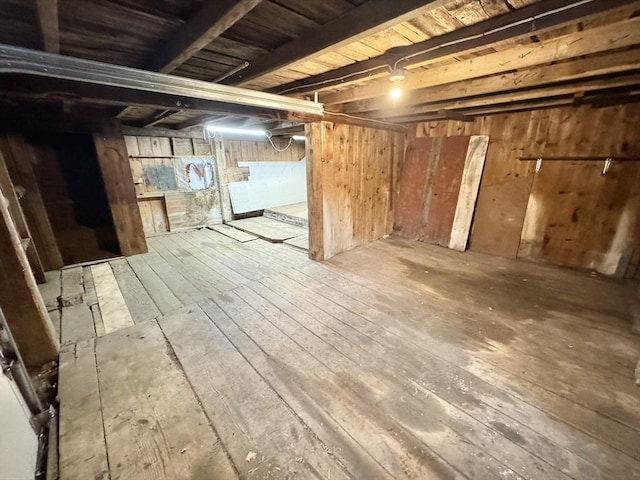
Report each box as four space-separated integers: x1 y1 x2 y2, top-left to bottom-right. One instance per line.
0 45 324 117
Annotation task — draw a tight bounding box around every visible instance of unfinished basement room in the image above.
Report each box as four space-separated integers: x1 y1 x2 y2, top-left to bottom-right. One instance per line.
1 0 639 479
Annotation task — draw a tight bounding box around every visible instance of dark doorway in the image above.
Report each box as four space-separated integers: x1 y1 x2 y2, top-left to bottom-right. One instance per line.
31 133 120 264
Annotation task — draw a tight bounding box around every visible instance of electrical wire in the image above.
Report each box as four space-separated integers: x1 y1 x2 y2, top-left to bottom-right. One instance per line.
266 131 294 152
273 0 595 94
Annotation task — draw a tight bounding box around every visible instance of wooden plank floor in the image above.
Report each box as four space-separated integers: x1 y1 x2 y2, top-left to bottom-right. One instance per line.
55 230 640 480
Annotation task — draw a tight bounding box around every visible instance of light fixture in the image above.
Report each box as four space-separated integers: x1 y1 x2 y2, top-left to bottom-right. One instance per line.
291 135 306 141
206 125 266 137
389 67 405 99
389 68 406 82
389 87 402 99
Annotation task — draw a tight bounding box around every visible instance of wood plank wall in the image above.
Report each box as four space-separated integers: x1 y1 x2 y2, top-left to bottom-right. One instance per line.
413 104 640 275
306 121 405 261
124 134 221 233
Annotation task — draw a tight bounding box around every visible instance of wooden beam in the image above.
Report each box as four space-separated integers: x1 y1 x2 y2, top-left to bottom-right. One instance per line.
0 152 45 283
305 122 324 261
323 112 408 133
226 0 448 85
365 73 640 120
92 120 147 256
140 109 182 128
145 0 264 73
122 126 205 139
0 191 58 367
36 0 59 54
345 50 640 114
271 0 635 96
321 17 640 105
0 133 63 270
438 110 474 122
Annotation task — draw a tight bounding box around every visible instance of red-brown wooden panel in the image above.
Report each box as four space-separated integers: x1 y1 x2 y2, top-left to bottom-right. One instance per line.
421 136 469 246
394 137 433 238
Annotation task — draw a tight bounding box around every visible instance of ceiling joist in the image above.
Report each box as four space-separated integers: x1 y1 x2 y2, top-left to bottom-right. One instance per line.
145 0 264 74
224 0 450 85
35 0 59 54
321 16 640 105
272 0 636 96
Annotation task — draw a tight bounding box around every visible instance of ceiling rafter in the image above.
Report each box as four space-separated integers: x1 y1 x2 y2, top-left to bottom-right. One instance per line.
223 0 450 86
270 0 635 96
321 16 640 105
345 50 640 115
36 0 59 54
145 0 265 74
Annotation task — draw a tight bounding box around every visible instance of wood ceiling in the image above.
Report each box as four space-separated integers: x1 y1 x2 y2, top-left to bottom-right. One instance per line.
0 0 638 130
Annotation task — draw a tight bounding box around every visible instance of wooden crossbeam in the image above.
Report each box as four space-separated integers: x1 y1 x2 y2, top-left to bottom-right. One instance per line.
146 0 264 73
321 17 640 105
225 0 448 85
345 50 640 114
36 0 59 54
271 0 635 96
366 75 640 120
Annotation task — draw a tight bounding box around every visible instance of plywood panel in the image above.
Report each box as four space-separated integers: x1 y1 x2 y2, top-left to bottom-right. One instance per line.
421 136 470 246
394 137 433 238
416 104 640 274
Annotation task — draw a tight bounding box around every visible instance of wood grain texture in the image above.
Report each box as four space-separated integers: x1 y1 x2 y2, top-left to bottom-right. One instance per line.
449 135 489 251
0 133 63 270
0 192 59 366
96 320 237 480
91 263 135 334
306 121 405 260
416 104 640 273
58 339 109 480
208 224 258 242
93 121 147 256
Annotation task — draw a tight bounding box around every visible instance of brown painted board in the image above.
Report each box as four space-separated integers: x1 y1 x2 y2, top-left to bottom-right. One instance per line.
421 136 470 246
394 137 433 238
93 121 147 256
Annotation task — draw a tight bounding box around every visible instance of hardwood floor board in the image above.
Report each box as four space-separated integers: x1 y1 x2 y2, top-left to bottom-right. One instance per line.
109 258 161 323
60 303 95 345
168 232 254 287
189 230 289 279
208 224 259 242
227 217 307 242
58 339 109 480
144 242 212 303
158 303 347 479
60 266 84 307
254 274 621 480
126 255 183 315
234 283 578 480
95 320 237 480
156 234 240 292
91 263 135 334
283 260 640 469
38 270 61 311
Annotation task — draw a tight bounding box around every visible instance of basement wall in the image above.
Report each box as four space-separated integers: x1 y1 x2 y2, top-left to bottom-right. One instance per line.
412 104 640 276
306 121 405 261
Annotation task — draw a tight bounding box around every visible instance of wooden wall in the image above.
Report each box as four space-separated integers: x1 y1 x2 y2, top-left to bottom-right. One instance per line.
413 104 640 275
306 122 405 261
124 135 221 235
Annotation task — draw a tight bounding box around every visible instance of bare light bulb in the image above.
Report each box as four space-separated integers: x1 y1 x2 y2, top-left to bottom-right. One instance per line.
390 87 402 99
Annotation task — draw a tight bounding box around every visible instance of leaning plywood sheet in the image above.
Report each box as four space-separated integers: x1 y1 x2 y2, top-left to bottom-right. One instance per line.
165 190 221 230
449 135 489 251
91 263 134 334
227 217 307 242
95 321 236 480
208 224 258 242
228 159 307 214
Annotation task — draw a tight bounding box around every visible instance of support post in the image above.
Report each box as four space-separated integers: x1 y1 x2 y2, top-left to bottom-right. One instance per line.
92 120 147 256
0 133 63 271
305 122 325 261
